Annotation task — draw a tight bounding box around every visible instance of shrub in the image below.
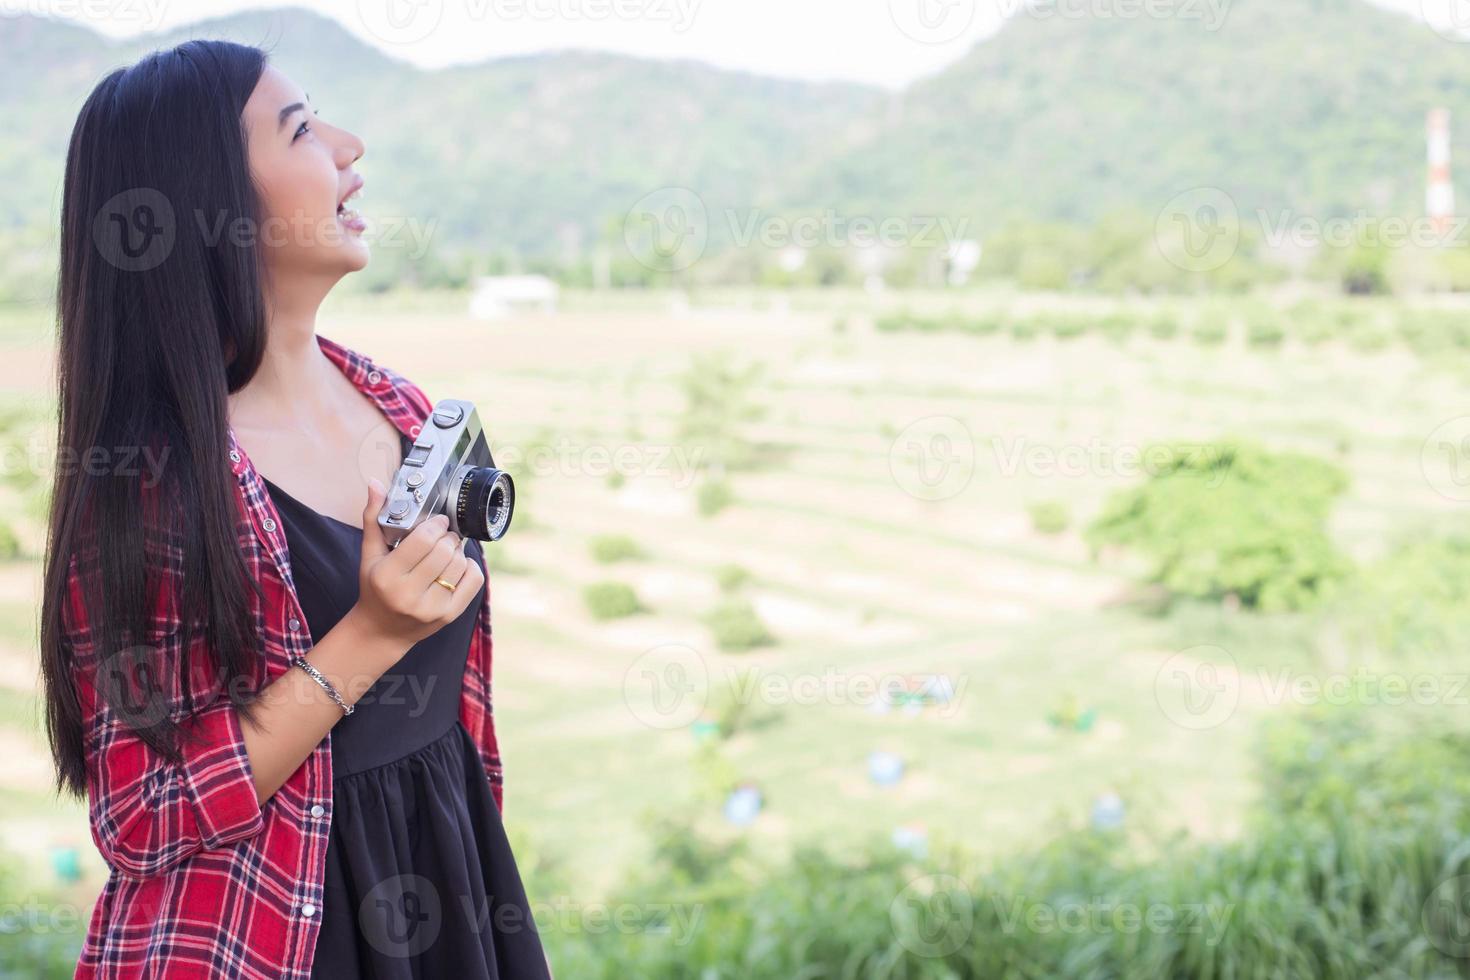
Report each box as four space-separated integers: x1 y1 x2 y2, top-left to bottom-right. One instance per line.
1027 499 1070 535
715 564 751 593
1086 441 1350 611
704 599 774 651
1046 312 1089 339
1147 314 1179 340
1097 313 1134 343
542 704 1470 978
590 534 644 563
697 479 735 517
1191 309 1229 345
583 581 643 620
1345 532 1470 658
1246 314 1285 347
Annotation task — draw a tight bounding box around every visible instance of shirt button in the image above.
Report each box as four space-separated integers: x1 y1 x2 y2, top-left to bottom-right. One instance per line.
262 518 277 532
288 617 302 632
300 903 317 918
310 804 325 818
228 449 241 464
367 370 382 385
409 424 422 437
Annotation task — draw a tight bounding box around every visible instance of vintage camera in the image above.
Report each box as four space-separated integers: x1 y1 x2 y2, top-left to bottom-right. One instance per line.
377 398 515 549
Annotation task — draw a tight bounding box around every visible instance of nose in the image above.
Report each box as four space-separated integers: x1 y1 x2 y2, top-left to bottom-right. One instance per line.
336 127 365 168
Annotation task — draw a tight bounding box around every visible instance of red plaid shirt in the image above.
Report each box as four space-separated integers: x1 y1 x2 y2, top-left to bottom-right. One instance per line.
69 333 503 979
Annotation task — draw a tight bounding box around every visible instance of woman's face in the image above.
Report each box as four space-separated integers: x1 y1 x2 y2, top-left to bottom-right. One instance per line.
242 65 368 280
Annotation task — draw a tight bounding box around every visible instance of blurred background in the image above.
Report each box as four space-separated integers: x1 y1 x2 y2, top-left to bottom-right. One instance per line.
7 0 1470 975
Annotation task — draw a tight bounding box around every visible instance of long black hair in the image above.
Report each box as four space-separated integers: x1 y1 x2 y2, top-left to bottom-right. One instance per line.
42 39 275 800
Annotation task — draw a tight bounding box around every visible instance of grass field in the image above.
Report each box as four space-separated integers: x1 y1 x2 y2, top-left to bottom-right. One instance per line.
0 288 1466 911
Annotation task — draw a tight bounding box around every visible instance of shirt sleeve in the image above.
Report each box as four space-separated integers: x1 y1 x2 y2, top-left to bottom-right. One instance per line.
66 556 266 880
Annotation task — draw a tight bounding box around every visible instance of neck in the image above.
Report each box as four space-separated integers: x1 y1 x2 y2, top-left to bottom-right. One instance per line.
227 285 341 432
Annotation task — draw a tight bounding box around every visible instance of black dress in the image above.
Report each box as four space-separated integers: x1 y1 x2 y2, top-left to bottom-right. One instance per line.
261 443 550 980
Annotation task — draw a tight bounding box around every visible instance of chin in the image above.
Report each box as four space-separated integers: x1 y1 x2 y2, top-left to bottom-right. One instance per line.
338 241 371 273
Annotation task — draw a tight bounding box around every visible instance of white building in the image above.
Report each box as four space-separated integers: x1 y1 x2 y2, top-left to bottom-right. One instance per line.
468 275 559 319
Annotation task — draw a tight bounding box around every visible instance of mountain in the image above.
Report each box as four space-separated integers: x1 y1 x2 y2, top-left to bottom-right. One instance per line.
794 0 1470 229
1 0 1467 273
0 8 881 259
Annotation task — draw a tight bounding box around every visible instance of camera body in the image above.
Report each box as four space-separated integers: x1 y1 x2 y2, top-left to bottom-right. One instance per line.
376 398 515 549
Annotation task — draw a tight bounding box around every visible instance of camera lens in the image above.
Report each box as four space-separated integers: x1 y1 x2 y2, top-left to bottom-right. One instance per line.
454 466 515 541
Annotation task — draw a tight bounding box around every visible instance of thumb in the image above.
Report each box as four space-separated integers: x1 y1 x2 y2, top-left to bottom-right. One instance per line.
360 477 390 565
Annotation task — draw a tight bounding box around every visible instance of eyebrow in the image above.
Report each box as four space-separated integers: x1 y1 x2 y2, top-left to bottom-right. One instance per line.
277 93 311 132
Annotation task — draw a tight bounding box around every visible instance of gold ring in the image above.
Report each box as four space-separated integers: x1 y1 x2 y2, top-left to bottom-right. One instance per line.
434 577 457 592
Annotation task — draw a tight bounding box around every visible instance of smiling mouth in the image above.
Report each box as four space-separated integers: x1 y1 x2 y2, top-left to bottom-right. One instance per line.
337 182 364 225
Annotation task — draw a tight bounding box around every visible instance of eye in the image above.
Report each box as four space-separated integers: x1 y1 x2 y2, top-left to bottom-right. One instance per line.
293 119 311 142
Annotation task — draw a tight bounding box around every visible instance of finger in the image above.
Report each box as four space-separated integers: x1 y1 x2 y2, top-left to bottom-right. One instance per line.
359 478 390 566
423 545 471 607
388 513 452 574
434 551 483 618
407 531 466 594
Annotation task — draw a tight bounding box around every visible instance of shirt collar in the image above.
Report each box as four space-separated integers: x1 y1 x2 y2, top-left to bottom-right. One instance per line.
226 333 419 480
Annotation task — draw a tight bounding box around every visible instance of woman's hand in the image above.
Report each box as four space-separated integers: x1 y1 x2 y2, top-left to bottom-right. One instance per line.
348 477 485 655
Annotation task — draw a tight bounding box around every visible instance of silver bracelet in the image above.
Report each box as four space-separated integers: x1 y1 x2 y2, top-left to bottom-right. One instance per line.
289 656 354 716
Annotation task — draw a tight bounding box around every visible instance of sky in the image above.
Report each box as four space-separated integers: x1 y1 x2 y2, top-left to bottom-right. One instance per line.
6 0 1448 89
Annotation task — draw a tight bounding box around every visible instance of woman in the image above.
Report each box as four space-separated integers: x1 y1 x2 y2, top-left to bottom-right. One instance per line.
39 39 553 979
